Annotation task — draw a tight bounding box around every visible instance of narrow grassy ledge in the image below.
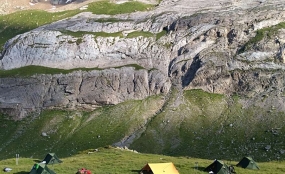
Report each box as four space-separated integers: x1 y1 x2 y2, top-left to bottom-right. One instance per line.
0 65 102 77
156 29 167 40
126 31 155 38
0 64 146 78
87 1 154 15
114 64 145 70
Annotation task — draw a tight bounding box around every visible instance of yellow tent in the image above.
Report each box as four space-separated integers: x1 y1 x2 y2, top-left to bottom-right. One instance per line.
140 162 179 174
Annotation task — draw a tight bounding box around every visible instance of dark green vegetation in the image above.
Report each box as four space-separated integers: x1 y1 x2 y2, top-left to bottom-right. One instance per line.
1 147 285 174
0 0 155 51
1 89 285 163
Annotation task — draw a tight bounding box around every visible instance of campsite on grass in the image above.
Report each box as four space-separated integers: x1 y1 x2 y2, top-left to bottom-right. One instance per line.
1 146 284 174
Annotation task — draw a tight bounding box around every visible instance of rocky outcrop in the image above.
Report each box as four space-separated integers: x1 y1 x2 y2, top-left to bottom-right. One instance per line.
1 30 171 74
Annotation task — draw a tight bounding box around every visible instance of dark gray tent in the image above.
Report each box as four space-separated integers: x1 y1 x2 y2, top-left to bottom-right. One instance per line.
42 153 62 165
236 156 259 170
204 160 230 174
29 163 56 174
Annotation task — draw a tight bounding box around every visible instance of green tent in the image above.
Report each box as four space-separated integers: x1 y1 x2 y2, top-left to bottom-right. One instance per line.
42 153 62 165
29 163 56 174
236 156 259 170
204 160 230 174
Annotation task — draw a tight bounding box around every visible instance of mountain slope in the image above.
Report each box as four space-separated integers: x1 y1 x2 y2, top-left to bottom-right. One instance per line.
1 0 285 162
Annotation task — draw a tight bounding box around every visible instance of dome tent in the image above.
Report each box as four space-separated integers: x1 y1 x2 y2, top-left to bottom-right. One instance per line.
42 153 62 165
140 162 179 174
204 159 230 174
29 163 56 174
236 156 259 170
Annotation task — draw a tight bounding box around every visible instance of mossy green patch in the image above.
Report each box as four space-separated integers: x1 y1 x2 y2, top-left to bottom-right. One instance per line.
87 1 153 15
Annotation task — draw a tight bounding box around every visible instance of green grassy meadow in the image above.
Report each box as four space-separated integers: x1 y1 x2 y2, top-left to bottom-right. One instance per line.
0 147 285 174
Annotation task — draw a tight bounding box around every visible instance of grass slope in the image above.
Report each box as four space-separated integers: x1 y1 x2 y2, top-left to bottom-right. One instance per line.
0 147 285 174
1 89 285 163
131 89 285 162
0 95 163 160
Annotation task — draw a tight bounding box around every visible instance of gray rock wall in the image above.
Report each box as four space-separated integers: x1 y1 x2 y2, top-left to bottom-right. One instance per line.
0 68 170 119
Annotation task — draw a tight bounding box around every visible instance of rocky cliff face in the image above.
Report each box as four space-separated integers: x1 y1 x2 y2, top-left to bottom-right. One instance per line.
0 68 170 119
1 0 285 119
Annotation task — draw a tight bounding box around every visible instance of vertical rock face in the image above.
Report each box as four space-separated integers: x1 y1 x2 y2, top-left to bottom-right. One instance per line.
0 68 171 119
1 0 285 119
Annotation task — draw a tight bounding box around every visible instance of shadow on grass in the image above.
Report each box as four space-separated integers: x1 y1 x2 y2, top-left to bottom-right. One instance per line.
130 169 141 173
33 159 42 163
14 171 28 174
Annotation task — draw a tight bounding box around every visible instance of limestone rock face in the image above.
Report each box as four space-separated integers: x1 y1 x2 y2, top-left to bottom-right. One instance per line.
1 30 171 74
1 0 285 118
